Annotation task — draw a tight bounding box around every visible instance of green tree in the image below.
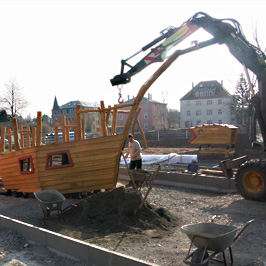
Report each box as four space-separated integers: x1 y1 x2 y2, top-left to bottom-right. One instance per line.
167 109 180 128
0 110 10 122
234 73 251 124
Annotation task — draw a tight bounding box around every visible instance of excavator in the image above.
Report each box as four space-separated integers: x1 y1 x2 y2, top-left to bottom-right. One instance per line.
110 12 266 201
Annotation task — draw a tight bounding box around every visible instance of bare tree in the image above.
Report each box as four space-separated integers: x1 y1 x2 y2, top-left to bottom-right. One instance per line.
1 78 28 117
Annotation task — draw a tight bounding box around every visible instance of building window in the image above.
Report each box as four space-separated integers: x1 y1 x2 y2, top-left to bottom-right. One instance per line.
196 101 201 106
196 110 201 116
209 91 213 96
218 109 222 115
144 122 148 129
62 109 67 114
207 100 212 105
218 120 222 124
185 121 191 127
46 150 74 170
197 120 201 125
205 91 208 96
207 110 212 115
218 99 222 104
55 110 57 115
119 114 123 120
187 111 191 116
187 102 190 106
207 120 212 124
200 91 203 97
195 92 199 97
19 156 34 174
144 113 148 119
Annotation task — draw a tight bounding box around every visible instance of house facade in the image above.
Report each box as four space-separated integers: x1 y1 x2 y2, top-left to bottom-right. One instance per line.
180 80 233 128
116 94 168 132
51 97 100 133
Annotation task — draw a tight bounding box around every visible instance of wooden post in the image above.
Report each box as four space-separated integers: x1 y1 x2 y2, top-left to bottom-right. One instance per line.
66 120 70 142
31 127 37 147
132 107 141 135
121 152 139 193
111 105 117 135
12 117 20 151
100 101 108 136
139 165 161 209
61 116 66 142
105 105 111 134
76 104 82 141
137 119 148 149
74 118 78 140
7 128 12 151
26 126 31 148
32 127 36 147
122 50 181 138
54 124 59 143
0 127 6 152
19 124 24 148
82 118 85 140
36 111 42 146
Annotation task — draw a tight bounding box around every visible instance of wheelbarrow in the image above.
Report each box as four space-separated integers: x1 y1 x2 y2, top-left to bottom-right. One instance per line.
34 190 76 224
180 218 255 266
129 169 155 190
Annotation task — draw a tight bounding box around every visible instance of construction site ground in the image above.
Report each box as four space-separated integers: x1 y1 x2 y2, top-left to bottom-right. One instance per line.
0 131 266 265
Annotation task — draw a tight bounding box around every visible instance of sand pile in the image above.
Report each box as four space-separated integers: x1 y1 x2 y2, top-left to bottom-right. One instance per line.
62 186 179 236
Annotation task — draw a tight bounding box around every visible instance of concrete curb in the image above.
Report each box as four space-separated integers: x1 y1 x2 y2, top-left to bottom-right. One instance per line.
119 167 237 193
0 215 157 266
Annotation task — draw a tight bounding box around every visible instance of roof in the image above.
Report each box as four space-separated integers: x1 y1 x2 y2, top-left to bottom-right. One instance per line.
60 100 99 109
119 96 166 105
53 96 60 110
180 80 232 101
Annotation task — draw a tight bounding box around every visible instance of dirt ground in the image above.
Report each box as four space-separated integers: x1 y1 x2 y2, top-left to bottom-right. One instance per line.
0 146 266 265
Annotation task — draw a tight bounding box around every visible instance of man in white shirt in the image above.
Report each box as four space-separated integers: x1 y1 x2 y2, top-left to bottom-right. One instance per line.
125 134 142 169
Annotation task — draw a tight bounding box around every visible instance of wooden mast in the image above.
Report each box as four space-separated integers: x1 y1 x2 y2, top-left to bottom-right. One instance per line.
121 50 182 138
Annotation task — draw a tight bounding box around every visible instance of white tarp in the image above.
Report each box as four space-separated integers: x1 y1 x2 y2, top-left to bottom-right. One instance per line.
120 153 197 165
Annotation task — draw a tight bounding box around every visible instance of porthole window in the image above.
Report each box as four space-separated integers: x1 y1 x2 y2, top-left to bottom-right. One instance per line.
46 150 74 170
19 156 34 174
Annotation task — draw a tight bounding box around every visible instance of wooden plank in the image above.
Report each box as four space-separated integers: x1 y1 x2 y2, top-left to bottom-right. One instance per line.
0 146 37 160
35 134 124 154
43 180 114 193
40 173 116 187
4 185 41 193
2 176 41 187
35 150 120 171
38 163 117 179
35 149 119 165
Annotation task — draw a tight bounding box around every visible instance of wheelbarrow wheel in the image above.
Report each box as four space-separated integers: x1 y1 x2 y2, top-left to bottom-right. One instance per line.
191 248 209 265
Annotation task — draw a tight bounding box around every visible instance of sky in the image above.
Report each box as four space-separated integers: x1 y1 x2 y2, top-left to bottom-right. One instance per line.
0 0 265 118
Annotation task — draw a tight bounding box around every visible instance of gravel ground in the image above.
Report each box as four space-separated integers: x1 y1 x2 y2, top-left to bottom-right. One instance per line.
0 145 266 266
0 183 265 266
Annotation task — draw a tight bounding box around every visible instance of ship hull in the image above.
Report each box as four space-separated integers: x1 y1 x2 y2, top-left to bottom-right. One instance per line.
0 134 124 194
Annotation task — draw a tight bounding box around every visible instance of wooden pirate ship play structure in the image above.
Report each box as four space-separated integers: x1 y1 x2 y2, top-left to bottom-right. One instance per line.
189 124 238 158
0 50 181 195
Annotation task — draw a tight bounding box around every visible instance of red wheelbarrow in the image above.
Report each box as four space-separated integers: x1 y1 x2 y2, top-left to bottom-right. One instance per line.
181 218 255 266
